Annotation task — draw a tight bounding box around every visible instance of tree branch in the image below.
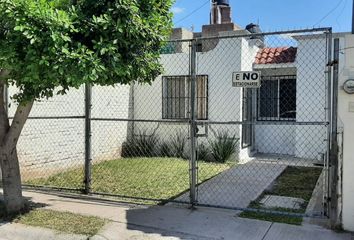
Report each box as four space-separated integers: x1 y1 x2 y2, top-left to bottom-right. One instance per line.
3 100 34 148
0 69 34 150
0 71 10 142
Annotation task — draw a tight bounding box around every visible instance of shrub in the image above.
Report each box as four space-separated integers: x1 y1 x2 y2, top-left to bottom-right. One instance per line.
157 131 188 159
208 131 239 163
170 131 188 159
159 142 173 157
197 143 213 162
121 131 159 158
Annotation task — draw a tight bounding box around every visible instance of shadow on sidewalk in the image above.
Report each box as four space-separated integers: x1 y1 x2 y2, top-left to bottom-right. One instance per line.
124 204 353 240
125 205 217 239
123 204 271 240
0 192 47 224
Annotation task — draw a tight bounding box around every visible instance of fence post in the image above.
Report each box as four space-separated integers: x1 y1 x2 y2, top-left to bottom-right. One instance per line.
324 29 333 218
84 83 92 194
189 39 198 207
330 37 340 228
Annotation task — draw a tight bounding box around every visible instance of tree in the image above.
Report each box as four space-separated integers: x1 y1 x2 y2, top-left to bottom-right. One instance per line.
0 0 173 214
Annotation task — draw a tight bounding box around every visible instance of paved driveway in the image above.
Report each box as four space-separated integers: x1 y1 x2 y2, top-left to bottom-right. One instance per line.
175 161 287 209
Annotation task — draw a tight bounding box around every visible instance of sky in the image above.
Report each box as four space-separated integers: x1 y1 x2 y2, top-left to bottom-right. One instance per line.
171 0 352 33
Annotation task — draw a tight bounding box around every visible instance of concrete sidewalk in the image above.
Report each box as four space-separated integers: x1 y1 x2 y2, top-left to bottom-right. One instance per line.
175 161 287 208
0 191 352 240
0 223 87 240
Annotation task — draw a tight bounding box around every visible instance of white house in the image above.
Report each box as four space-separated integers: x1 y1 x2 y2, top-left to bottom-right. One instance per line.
130 8 330 164
129 10 354 230
3 0 354 231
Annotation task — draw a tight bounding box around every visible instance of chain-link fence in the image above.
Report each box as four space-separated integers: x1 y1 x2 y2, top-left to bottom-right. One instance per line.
4 27 339 219
187 28 334 219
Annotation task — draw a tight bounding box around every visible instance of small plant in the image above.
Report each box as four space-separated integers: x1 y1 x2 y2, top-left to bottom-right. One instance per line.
157 131 188 159
209 131 239 163
159 142 173 157
121 130 159 158
170 131 188 159
197 143 212 162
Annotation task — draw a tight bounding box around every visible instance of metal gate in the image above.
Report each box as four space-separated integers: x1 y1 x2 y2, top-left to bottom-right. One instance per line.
182 28 336 219
18 27 338 220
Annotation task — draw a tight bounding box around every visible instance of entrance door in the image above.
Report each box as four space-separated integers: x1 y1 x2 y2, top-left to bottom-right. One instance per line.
242 88 253 149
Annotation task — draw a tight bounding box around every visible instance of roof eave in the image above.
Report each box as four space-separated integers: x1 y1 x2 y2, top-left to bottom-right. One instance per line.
253 62 297 69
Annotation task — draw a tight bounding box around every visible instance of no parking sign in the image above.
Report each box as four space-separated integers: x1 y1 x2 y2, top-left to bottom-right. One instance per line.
232 71 261 88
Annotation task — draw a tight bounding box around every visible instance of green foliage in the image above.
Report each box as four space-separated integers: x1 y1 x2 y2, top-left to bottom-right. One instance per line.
239 210 303 226
123 131 188 159
0 0 173 103
17 209 107 236
159 142 173 157
266 166 323 201
121 131 159 158
155 131 188 159
170 131 188 159
197 142 212 162
239 167 323 225
26 157 231 201
209 131 239 163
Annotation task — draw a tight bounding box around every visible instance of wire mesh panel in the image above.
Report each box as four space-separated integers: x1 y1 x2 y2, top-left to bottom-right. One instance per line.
11 85 86 191
193 29 333 218
7 28 337 219
88 40 195 204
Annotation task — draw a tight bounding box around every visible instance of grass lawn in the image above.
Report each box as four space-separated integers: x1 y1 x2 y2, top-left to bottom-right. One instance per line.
26 157 232 201
0 201 106 237
16 209 106 236
239 166 323 225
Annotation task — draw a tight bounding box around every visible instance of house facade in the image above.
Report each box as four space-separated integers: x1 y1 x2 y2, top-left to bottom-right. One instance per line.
131 3 329 163
3 0 354 231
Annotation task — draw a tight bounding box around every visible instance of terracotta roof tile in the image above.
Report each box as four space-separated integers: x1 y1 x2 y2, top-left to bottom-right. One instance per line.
255 47 297 65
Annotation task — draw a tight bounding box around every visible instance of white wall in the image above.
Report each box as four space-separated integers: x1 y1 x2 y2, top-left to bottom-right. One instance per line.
7 84 130 180
132 36 260 161
295 36 328 160
8 85 86 180
91 85 131 162
133 52 191 145
255 125 296 155
338 34 354 231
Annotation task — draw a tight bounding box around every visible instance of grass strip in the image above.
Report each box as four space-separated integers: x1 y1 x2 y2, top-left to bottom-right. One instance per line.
240 166 323 225
16 209 107 236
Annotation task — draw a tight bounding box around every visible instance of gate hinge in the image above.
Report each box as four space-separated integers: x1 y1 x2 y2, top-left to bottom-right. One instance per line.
327 60 338 67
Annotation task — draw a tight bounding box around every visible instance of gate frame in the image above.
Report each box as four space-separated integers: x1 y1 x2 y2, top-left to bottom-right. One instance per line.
17 27 339 222
188 27 338 220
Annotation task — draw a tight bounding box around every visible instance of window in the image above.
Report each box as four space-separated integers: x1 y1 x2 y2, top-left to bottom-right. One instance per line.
258 75 296 121
162 75 208 120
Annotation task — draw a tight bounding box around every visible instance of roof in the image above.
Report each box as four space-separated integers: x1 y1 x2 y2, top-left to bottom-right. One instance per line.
254 47 297 65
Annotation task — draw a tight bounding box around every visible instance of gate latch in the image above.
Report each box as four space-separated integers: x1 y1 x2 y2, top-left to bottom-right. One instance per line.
327 60 338 67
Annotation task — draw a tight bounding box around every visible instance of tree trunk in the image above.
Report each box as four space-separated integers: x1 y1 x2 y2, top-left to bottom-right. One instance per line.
1 147 24 213
0 71 34 215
